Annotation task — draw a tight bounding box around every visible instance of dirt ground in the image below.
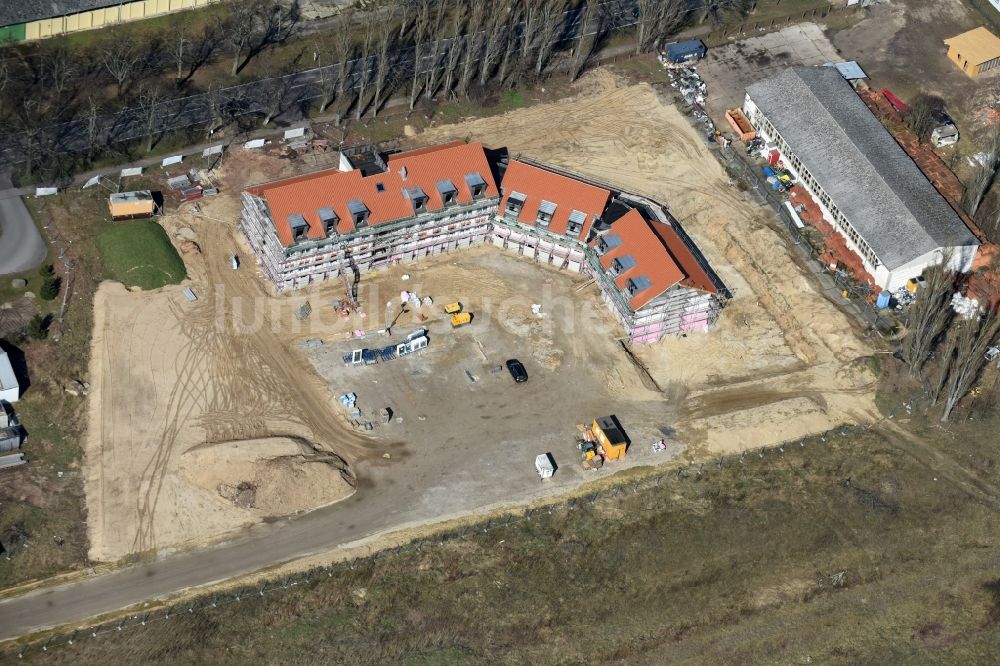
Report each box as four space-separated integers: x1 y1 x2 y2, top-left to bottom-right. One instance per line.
83 68 878 562
699 22 842 120
418 68 879 456
84 205 368 561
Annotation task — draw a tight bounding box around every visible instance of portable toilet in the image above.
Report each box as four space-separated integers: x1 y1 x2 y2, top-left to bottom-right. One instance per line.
592 415 628 461
876 291 892 309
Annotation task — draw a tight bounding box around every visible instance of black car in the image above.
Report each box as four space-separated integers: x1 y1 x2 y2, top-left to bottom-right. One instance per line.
506 359 528 383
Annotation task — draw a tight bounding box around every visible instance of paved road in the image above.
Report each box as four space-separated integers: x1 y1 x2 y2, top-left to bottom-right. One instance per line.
0 175 46 276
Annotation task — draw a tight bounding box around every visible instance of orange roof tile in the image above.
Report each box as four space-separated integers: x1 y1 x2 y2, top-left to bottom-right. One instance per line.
592 209 716 310
246 142 499 247
499 161 611 241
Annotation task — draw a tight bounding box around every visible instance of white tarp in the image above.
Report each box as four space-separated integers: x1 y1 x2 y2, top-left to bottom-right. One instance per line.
81 175 100 189
244 138 266 150
202 144 224 157
161 155 183 167
284 127 306 140
120 167 143 178
34 187 57 197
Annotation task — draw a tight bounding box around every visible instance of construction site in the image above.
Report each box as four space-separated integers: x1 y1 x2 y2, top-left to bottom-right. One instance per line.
81 68 878 562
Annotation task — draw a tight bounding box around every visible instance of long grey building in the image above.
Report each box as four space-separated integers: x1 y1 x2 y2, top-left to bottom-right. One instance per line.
743 66 979 291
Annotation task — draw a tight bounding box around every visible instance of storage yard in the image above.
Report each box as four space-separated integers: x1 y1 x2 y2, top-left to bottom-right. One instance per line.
79 67 879 562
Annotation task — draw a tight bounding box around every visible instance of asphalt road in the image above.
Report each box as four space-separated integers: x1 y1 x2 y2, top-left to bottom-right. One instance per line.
0 175 47 276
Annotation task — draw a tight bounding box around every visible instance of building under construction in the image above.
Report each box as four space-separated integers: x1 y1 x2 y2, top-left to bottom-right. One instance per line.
240 141 726 343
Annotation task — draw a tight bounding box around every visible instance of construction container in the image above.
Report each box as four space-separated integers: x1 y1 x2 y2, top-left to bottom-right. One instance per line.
444 302 463 314
725 108 756 141
592 415 628 461
666 40 706 63
109 190 155 220
450 312 472 327
535 453 555 479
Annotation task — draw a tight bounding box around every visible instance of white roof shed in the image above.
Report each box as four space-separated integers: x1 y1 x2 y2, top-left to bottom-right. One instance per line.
0 350 19 403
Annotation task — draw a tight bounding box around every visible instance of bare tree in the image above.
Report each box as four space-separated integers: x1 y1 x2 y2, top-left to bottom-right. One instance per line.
100 31 143 97
221 0 265 76
41 46 77 97
422 0 447 100
534 0 568 77
328 8 354 114
371 17 395 118
905 94 944 144
137 85 163 152
901 259 957 377
479 2 512 87
259 72 293 126
85 96 100 162
355 13 377 120
459 0 489 95
409 0 432 111
441 5 466 98
571 0 603 82
168 16 191 83
496 3 524 89
963 126 1000 216
937 308 1000 421
636 0 687 54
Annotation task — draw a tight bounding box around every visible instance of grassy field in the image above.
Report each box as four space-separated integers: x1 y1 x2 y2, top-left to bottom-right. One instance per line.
96 220 187 290
8 410 1000 663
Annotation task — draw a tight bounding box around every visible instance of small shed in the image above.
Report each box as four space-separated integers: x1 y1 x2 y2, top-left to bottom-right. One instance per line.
592 415 629 461
0 350 18 403
944 27 1000 78
109 190 155 220
667 40 706 63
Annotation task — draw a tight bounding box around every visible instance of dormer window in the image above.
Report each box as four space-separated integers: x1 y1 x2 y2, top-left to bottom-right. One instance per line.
436 179 458 206
537 200 556 226
625 276 652 297
465 173 487 198
318 207 339 236
567 210 586 236
404 186 429 213
610 255 635 276
506 191 526 216
596 234 622 255
288 213 309 242
347 199 369 228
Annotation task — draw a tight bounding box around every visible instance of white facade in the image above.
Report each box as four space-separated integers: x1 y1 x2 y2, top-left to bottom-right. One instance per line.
0 350 19 403
743 94 977 291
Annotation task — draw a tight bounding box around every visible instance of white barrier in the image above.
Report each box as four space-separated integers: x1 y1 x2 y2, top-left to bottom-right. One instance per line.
244 138 266 150
161 155 183 167
82 175 100 190
35 187 58 197
202 144 224 157
120 167 143 178
283 127 306 140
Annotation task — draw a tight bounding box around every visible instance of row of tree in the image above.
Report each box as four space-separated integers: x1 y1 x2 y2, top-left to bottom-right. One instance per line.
900 259 999 421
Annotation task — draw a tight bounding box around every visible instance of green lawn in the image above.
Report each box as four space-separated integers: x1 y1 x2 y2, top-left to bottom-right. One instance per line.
96 220 186 290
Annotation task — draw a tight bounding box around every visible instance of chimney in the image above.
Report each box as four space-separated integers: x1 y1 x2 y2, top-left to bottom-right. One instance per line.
400 166 408 181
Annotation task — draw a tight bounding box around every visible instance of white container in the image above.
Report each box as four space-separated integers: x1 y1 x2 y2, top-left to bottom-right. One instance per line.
535 453 555 479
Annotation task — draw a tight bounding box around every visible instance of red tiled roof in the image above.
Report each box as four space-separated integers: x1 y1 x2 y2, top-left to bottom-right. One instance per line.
592 209 717 310
498 161 611 242
246 142 499 247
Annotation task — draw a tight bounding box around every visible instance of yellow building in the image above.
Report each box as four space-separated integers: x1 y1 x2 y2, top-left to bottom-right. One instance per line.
944 27 1000 78
109 190 155 219
0 0 219 44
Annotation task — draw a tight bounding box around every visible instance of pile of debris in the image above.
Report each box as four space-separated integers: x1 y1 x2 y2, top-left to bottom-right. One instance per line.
218 481 257 509
664 64 715 135
951 291 982 319
166 168 220 203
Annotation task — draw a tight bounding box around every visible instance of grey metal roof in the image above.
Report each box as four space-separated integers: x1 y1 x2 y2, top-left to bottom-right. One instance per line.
287 213 308 229
0 1 126 27
538 200 557 215
347 199 368 215
435 179 457 195
823 61 867 80
568 209 587 225
464 173 486 188
746 67 978 271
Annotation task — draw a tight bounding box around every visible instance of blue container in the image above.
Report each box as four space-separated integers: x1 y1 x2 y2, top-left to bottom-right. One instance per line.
667 40 706 63
876 291 891 309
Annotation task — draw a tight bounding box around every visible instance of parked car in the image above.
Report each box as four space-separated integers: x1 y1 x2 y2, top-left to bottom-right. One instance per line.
506 359 528 383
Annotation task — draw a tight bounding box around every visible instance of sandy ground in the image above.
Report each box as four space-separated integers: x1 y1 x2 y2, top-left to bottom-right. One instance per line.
419 68 879 456
85 207 368 561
